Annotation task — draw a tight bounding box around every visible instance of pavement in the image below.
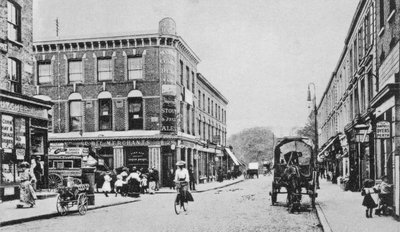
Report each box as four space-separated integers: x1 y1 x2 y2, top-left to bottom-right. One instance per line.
316 179 400 232
0 176 244 227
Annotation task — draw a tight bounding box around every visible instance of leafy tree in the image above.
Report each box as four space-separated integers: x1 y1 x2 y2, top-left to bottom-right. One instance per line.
296 112 316 145
227 127 275 165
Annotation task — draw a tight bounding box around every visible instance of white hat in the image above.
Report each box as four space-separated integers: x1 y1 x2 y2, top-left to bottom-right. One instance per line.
176 160 186 166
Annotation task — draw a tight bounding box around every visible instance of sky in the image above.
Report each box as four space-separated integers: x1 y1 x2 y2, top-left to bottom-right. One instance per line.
33 0 359 137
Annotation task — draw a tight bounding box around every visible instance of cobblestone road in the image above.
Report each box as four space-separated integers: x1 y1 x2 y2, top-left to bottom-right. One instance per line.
2 176 322 232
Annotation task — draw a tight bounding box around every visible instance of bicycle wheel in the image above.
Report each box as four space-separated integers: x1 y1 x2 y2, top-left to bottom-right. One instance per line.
56 195 68 216
174 194 181 215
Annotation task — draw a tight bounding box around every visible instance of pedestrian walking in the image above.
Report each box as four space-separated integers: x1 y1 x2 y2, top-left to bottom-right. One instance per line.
17 162 37 208
126 167 141 196
102 171 112 197
114 174 124 197
152 166 160 191
148 169 157 194
120 167 129 197
189 165 196 191
167 168 175 189
362 179 377 218
33 156 43 191
140 174 149 194
217 167 223 182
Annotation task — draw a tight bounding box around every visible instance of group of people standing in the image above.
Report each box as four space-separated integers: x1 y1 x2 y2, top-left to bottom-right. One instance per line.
102 166 160 197
361 176 393 218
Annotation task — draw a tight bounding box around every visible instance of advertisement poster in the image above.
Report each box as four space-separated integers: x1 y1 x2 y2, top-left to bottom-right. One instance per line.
2 115 14 152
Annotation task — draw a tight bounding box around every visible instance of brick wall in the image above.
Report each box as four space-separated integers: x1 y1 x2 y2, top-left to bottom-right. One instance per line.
0 0 35 96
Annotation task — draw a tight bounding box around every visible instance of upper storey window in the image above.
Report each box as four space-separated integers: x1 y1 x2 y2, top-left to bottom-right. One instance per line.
7 1 21 42
38 61 52 84
98 58 112 81
7 58 21 93
128 57 143 80
68 60 83 83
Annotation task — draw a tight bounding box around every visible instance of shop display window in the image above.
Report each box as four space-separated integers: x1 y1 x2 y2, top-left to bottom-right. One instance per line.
1 115 27 184
128 97 143 130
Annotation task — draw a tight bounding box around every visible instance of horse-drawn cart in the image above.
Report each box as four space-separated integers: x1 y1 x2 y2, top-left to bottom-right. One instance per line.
269 137 318 212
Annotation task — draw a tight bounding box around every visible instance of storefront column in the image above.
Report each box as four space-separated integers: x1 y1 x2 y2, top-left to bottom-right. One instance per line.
184 148 188 168
149 145 161 174
113 146 124 168
194 149 199 183
176 144 181 161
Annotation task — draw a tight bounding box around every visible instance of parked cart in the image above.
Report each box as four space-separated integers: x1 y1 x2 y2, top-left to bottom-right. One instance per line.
56 183 90 216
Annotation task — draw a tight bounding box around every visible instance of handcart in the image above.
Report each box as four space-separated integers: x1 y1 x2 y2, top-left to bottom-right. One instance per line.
56 183 90 216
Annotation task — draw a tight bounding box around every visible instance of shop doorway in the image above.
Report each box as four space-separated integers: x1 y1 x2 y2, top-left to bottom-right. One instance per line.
161 146 175 187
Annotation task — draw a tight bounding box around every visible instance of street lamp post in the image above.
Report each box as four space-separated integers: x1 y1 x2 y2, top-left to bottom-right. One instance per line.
307 82 319 188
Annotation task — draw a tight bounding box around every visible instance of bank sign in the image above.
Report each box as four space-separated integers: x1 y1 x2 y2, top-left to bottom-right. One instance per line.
376 121 390 138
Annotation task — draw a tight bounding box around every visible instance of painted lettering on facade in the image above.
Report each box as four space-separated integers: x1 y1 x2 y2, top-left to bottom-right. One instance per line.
160 48 177 133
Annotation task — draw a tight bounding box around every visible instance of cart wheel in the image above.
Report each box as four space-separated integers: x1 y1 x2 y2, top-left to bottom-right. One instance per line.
49 174 63 189
78 194 88 215
56 195 68 216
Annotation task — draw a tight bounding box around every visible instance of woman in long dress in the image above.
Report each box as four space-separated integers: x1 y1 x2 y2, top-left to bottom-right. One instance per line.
17 162 37 208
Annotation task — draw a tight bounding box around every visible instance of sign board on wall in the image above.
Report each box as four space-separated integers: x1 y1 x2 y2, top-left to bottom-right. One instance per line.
160 48 177 133
376 121 390 138
2 115 14 152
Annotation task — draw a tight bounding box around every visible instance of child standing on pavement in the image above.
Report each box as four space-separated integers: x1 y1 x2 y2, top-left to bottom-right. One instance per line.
361 179 377 218
114 174 124 197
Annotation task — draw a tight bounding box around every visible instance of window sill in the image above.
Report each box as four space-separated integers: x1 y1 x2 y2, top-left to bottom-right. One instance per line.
8 39 23 48
387 10 396 23
378 27 385 37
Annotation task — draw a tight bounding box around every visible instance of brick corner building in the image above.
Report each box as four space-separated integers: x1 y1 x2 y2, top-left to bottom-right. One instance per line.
33 18 232 186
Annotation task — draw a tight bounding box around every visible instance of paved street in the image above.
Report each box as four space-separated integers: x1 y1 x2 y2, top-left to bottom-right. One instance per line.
1 176 321 232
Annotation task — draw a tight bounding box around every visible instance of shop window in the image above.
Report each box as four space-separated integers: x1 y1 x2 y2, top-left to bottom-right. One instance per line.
68 60 83 83
7 1 21 42
1 115 27 184
127 57 143 80
69 100 83 131
99 98 112 130
38 61 52 84
128 97 143 130
7 58 21 93
31 128 45 156
98 58 112 81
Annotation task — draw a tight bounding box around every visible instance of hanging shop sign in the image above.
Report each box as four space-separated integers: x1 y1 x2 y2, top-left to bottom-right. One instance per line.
376 121 390 139
160 48 177 133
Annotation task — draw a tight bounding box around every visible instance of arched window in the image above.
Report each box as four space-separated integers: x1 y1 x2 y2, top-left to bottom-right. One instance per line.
98 91 112 130
128 90 143 130
68 93 83 131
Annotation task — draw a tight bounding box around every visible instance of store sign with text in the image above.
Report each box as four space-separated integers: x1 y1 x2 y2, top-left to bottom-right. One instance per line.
376 121 390 139
160 48 177 133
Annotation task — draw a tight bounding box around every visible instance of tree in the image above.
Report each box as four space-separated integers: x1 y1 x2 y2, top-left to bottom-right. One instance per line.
296 112 316 145
227 127 275 165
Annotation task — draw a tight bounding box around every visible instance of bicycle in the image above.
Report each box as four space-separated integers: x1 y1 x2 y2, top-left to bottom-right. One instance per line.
174 181 188 215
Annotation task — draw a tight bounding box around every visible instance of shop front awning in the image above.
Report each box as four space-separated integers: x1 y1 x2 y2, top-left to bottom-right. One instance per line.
224 148 244 166
317 135 340 159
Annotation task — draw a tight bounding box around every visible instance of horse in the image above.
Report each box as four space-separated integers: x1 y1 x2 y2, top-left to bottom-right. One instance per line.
281 164 303 213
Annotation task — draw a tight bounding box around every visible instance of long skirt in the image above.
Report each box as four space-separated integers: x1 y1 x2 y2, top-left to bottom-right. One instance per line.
148 181 156 194
127 179 140 197
19 181 36 206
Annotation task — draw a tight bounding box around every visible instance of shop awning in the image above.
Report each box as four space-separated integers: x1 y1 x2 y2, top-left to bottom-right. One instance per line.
224 148 243 166
317 135 339 159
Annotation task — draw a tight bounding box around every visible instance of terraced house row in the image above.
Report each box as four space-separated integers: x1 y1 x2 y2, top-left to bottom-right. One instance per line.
318 0 400 220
